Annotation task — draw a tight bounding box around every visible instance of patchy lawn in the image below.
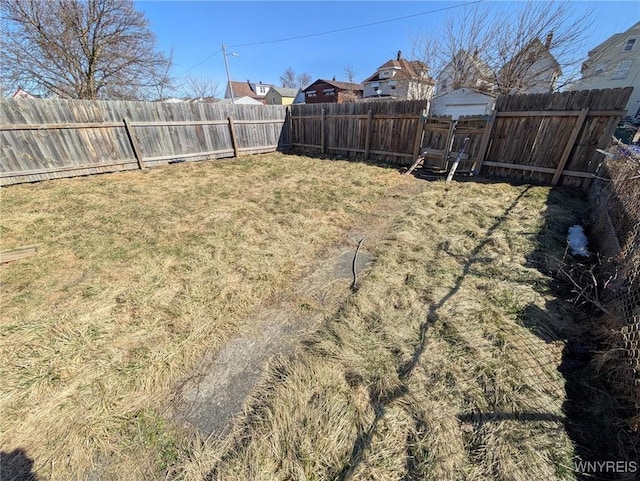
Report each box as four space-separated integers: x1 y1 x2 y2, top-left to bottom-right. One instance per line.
1 153 590 480
1 153 406 479
176 175 591 480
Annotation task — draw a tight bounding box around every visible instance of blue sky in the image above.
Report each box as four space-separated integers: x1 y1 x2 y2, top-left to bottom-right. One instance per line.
136 1 639 96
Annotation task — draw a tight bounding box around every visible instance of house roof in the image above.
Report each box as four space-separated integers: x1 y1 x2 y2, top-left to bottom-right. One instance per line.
587 21 640 57
218 96 262 105
270 87 299 98
502 38 561 74
364 58 434 84
227 80 275 99
304 79 364 92
12 87 38 99
437 50 493 81
228 81 257 98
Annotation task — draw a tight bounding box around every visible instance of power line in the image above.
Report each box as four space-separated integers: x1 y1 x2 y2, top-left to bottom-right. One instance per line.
178 48 222 76
228 1 482 48
177 1 481 76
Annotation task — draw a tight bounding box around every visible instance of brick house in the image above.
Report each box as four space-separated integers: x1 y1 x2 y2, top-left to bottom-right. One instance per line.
302 79 364 104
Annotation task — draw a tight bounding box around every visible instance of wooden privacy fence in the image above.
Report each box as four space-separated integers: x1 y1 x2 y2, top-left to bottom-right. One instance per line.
0 99 288 186
478 87 632 188
419 116 490 173
290 100 427 164
1 88 632 188
290 87 633 188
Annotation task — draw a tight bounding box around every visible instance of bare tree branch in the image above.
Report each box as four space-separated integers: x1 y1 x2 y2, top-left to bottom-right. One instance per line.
280 67 311 89
279 67 296 88
181 75 220 99
0 0 173 100
411 1 594 95
296 72 311 89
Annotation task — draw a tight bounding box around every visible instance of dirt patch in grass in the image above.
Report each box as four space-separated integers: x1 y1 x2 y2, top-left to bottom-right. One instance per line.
174 244 375 437
174 180 594 481
0 153 411 480
2 153 614 480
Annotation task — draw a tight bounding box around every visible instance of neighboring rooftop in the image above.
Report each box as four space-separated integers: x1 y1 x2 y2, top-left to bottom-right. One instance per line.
270 87 299 97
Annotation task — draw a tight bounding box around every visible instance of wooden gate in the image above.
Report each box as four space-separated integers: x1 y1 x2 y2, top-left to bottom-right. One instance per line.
419 115 489 173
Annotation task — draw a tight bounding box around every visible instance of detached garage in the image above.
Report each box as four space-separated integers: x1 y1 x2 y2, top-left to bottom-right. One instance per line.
429 88 496 119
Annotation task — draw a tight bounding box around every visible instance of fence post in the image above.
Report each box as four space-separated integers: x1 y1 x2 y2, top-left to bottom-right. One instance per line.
552 107 589 186
228 116 239 157
473 111 496 176
123 117 145 170
412 113 424 162
321 109 326 154
286 106 293 150
442 119 456 169
364 109 373 160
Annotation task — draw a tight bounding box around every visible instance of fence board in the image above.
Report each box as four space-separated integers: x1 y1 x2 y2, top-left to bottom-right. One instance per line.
0 99 287 185
290 100 427 164
484 87 633 187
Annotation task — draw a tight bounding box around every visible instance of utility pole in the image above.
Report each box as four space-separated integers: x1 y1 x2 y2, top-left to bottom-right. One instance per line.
222 44 235 104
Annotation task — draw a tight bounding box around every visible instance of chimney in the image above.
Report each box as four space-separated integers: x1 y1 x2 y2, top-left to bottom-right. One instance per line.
332 76 336 81
397 50 402 60
545 31 553 49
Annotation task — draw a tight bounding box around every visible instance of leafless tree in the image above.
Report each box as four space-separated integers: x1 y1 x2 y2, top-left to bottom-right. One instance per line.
344 65 356 84
280 67 311 89
181 75 221 99
280 67 297 88
487 2 593 94
0 0 173 100
342 64 359 102
411 1 594 96
296 72 311 89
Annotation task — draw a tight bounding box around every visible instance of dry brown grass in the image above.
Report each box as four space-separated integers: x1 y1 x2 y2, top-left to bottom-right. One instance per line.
1 153 591 480
176 180 588 481
0 153 406 480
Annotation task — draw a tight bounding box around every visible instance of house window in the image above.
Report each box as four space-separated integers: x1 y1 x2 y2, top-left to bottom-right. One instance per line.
323 88 335 96
622 37 637 52
612 60 633 80
306 90 317 97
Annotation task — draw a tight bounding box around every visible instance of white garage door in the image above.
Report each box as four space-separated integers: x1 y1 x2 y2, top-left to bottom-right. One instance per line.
444 104 489 119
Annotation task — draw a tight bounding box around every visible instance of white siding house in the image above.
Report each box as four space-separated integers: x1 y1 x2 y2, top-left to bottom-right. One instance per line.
497 35 561 94
571 21 640 120
434 50 493 96
363 51 435 100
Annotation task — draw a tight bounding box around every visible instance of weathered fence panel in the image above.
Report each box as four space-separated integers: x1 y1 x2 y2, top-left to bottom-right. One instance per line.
2 88 632 188
418 115 488 173
0 99 287 186
290 100 427 165
482 87 632 188
420 116 454 169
